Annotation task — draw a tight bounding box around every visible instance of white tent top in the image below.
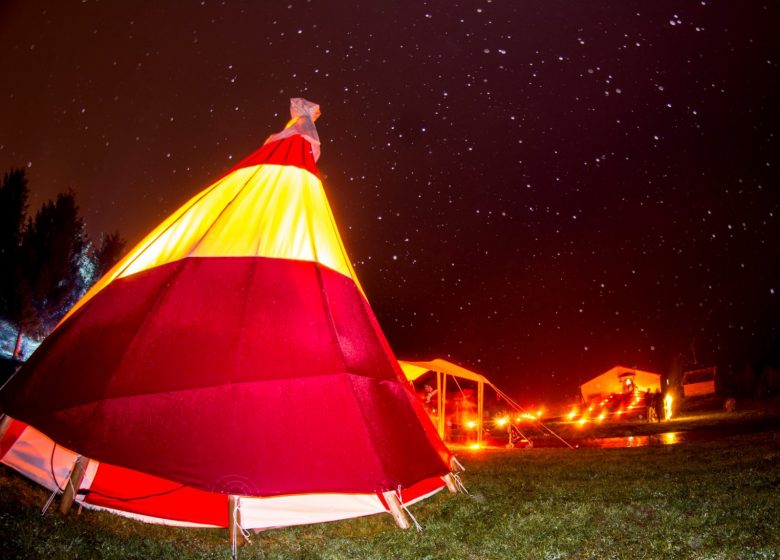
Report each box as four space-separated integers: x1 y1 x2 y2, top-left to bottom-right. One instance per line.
580 365 662 402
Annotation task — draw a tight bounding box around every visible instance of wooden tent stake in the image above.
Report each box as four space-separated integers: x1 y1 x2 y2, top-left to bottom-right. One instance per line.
0 414 11 442
229 495 239 551
450 455 465 473
382 491 411 529
442 473 458 493
228 494 250 553
60 455 89 515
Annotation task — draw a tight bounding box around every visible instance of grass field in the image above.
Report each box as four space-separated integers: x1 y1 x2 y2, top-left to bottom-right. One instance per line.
2 426 779 560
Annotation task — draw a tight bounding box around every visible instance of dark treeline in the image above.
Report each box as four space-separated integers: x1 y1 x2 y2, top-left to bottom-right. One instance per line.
0 168 126 358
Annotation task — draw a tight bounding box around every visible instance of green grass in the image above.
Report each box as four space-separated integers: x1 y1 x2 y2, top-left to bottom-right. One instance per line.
2 430 779 560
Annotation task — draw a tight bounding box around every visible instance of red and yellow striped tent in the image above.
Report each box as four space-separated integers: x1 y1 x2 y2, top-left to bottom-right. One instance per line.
0 99 453 530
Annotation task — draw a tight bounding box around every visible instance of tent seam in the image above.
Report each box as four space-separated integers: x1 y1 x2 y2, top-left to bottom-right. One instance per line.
184 165 265 258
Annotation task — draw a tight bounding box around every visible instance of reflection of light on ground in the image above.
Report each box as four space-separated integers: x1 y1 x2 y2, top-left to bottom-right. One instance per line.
596 435 650 448
660 432 679 445
590 432 682 448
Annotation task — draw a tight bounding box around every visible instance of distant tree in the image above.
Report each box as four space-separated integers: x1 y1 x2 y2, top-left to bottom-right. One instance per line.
11 191 88 354
92 231 127 281
0 169 29 317
1 170 128 359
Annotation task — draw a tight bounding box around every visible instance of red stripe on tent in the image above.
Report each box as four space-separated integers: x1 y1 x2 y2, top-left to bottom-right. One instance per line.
0 419 27 460
377 475 446 510
4 256 450 496
229 135 317 176
399 475 446 504
85 463 228 527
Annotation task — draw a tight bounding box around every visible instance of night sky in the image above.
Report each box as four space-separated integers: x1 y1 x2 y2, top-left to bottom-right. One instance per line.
1 1 778 403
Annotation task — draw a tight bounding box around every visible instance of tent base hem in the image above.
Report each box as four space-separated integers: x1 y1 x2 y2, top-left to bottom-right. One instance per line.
1 418 448 530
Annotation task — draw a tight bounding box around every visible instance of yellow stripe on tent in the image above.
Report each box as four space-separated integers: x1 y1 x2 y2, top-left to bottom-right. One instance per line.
61 164 362 326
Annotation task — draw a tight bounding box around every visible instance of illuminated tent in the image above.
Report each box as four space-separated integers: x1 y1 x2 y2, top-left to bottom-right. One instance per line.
579 365 662 402
0 99 454 532
400 359 492 447
402 359 575 450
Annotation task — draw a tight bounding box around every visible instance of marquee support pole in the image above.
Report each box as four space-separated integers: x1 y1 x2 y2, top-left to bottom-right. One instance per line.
439 372 448 441
477 380 484 447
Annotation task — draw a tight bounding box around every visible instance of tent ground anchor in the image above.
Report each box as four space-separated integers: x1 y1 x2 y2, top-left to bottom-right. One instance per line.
442 473 459 493
0 414 11 441
382 491 410 529
450 456 465 473
60 456 89 515
228 495 250 552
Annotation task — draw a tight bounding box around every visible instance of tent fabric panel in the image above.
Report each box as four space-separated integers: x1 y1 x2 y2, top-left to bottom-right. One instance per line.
116 168 258 278
228 134 318 176
399 358 488 384
2 422 404 529
630 370 662 392
323 302 449 466
54 169 253 326
79 503 220 528
25 373 448 496
85 462 229 527
3 257 391 421
400 476 446 507
239 493 385 529
189 165 357 288
580 366 662 401
376 475 447 510
0 421 76 493
0 417 27 459
1 423 442 529
3 264 451 494
3 259 193 420
580 368 621 400
95 165 353 283
82 485 445 531
320 264 404 382
399 361 431 382
59 158 356 328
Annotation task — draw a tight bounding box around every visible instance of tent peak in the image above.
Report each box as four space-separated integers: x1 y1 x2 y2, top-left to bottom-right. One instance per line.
265 98 322 161
290 97 321 121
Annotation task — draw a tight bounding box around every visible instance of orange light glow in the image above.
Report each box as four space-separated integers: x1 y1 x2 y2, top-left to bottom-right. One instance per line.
664 394 674 420
494 416 509 428
596 411 606 422
469 443 481 450
661 432 679 445
567 406 578 420
465 420 477 430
